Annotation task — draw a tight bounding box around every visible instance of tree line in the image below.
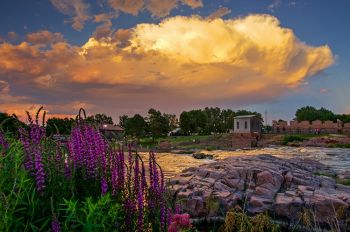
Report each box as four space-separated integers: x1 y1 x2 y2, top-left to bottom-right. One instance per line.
0 108 261 139
3 106 349 139
295 106 350 123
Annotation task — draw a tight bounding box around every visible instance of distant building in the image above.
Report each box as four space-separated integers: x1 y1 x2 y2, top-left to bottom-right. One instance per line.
233 115 262 134
98 124 124 140
232 115 263 149
272 119 343 134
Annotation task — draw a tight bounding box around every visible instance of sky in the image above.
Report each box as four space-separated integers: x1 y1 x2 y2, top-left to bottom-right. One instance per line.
0 0 349 123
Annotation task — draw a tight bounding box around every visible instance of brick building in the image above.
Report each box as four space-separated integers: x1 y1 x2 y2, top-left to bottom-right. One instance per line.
272 119 343 134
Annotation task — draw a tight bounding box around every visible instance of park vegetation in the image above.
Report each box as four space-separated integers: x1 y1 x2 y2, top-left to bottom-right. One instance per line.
0 108 194 232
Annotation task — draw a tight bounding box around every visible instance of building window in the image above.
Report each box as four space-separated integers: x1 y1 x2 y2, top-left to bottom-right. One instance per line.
237 122 239 129
245 121 248 129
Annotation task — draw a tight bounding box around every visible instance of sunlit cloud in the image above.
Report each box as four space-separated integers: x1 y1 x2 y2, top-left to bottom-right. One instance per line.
107 0 203 17
50 0 89 31
0 14 334 118
207 7 231 19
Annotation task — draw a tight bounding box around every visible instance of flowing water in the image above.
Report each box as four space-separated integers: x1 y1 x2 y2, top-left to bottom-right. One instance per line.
139 146 350 178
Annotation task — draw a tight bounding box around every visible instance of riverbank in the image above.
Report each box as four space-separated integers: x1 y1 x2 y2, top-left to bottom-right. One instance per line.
137 133 350 152
169 154 350 231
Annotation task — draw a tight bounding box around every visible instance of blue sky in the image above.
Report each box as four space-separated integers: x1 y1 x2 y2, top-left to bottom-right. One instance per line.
0 0 349 122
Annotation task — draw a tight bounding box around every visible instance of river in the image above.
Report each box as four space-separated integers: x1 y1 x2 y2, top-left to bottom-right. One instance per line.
139 146 350 178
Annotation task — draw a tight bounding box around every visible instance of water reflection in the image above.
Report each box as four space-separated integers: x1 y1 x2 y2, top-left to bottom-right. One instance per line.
139 146 350 178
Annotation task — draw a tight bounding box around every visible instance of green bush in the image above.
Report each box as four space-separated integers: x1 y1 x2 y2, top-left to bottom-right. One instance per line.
282 135 306 145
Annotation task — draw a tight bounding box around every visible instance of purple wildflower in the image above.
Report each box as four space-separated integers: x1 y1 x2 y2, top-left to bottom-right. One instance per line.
68 123 107 178
101 177 108 195
134 155 140 196
34 148 46 192
19 123 46 193
124 197 136 231
51 218 61 232
118 150 125 189
111 150 118 195
140 161 147 194
0 131 8 152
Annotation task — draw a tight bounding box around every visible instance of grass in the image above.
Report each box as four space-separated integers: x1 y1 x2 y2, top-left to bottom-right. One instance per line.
328 143 350 148
336 178 350 186
139 134 221 149
314 172 350 186
159 135 214 144
282 135 306 145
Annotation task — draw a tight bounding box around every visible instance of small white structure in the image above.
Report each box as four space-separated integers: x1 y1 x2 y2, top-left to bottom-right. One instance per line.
233 115 262 134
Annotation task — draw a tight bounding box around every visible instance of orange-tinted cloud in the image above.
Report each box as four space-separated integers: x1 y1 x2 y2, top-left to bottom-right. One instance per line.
0 14 334 118
50 0 89 31
207 7 231 19
26 30 65 45
181 0 203 8
107 0 203 17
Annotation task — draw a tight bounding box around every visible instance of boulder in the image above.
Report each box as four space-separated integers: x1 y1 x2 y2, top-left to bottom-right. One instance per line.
169 154 350 227
192 153 214 159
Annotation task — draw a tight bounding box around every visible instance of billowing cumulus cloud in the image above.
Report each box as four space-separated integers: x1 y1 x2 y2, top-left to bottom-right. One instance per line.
0 14 334 118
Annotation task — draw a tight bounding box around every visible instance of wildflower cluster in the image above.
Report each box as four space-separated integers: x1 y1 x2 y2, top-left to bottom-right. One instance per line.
0 131 8 153
19 110 46 193
13 108 173 231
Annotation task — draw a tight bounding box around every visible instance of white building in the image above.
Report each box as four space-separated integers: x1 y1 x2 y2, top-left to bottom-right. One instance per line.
233 115 262 134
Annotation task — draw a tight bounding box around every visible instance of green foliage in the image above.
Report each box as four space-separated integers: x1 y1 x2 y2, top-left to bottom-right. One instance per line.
59 195 122 231
46 117 75 135
328 143 350 148
282 135 306 145
121 114 148 138
180 110 208 135
220 209 279 232
148 108 171 139
86 113 114 125
0 129 168 231
120 109 175 140
295 106 347 122
0 112 26 137
180 108 262 135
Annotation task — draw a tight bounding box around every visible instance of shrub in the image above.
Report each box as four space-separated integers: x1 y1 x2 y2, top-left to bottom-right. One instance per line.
282 135 305 145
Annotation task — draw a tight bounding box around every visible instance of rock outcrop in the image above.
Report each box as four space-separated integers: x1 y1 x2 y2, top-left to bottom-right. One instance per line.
192 153 214 160
169 155 350 227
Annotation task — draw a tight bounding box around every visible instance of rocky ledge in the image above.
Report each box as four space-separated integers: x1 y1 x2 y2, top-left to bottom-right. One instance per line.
169 155 350 227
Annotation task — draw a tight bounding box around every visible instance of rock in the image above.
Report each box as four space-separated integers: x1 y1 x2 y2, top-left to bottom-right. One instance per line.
196 153 215 160
192 153 214 159
159 141 171 151
169 154 350 228
338 171 350 180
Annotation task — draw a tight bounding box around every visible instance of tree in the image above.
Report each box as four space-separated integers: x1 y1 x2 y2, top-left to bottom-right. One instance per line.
164 113 178 131
0 113 26 137
86 113 114 125
220 109 235 133
204 107 221 134
119 115 129 129
147 108 170 139
295 106 336 122
179 112 191 135
46 117 75 135
179 109 208 135
124 114 148 138
235 110 262 120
